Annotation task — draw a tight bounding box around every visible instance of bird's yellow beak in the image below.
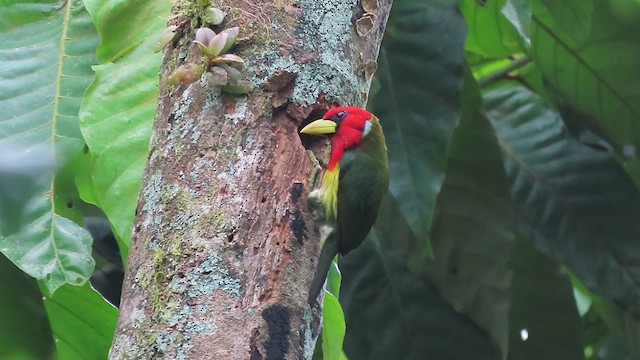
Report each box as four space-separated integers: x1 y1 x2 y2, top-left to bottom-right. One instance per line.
300 119 337 135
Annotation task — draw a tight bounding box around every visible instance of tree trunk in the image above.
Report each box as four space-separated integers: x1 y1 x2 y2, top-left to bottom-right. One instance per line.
109 1 391 359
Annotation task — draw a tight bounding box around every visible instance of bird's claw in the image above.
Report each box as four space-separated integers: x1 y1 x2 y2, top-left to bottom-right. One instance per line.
306 150 322 189
307 189 326 223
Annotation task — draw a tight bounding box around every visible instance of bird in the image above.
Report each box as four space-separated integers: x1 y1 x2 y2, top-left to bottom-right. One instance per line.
300 106 389 303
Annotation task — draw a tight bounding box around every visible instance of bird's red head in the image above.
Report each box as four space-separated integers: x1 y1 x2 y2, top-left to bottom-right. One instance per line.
300 106 373 170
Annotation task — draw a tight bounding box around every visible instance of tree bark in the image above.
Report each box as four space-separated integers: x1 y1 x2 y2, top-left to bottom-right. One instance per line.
109 1 391 359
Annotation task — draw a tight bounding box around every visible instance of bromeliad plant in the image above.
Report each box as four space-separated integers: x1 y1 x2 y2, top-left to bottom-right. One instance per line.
192 26 251 93
168 14 250 93
193 26 242 64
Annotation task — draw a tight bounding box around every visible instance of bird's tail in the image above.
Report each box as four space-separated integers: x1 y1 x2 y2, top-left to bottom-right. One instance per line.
308 229 339 304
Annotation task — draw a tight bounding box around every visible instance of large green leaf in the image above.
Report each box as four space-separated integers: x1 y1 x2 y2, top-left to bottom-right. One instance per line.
534 0 593 43
501 0 532 47
314 262 346 360
460 0 525 57
574 278 640 359
322 292 346 360
508 237 584 360
531 1 640 163
342 2 478 356
485 84 640 314
42 283 118 360
321 262 345 360
80 0 171 251
0 0 98 293
340 233 498 360
369 0 466 246
426 69 514 358
0 255 54 360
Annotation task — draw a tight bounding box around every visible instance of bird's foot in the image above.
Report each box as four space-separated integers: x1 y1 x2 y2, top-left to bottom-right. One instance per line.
306 150 322 190
307 189 326 224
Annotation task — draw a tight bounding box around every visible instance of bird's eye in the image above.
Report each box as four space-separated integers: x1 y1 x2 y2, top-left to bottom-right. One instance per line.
335 111 347 121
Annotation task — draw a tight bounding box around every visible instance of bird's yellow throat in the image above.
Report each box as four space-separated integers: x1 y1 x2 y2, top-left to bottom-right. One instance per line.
320 165 340 220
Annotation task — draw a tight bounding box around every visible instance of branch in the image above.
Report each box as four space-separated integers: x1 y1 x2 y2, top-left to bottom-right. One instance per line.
478 56 532 88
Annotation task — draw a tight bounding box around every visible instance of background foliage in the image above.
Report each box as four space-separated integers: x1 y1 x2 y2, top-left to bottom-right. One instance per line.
1 0 639 358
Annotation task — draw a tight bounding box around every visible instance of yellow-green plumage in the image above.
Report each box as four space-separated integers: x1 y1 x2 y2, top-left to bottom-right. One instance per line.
318 163 340 220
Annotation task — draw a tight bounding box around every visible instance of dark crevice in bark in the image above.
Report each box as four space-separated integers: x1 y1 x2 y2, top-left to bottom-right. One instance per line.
263 305 292 359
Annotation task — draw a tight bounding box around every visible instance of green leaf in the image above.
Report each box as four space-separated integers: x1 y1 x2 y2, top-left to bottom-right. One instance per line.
501 0 532 46
340 233 499 360
575 277 640 358
0 255 54 360
42 283 118 360
530 1 640 163
327 260 341 298
322 292 346 360
80 0 172 251
54 154 88 225
318 261 345 360
534 0 593 43
485 84 640 314
508 237 584 360
0 0 98 293
84 0 169 63
460 0 525 57
1 206 94 293
426 68 514 358
369 0 466 248
74 148 101 206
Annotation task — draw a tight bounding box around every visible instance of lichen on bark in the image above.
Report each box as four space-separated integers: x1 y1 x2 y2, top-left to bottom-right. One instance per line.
109 1 392 359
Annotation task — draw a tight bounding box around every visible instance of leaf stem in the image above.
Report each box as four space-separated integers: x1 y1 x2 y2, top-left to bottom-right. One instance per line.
478 56 532 88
